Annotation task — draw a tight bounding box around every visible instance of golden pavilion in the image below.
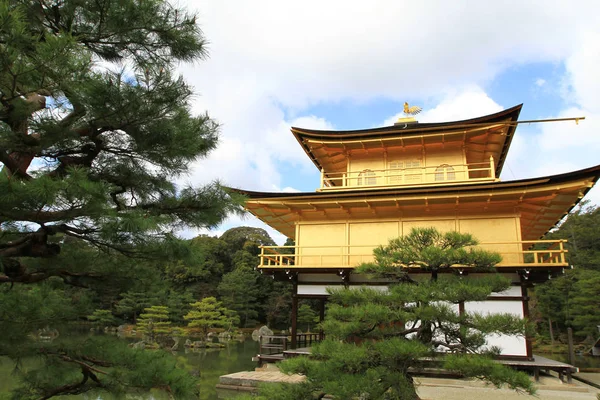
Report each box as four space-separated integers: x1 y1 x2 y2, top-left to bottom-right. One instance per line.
235 104 600 360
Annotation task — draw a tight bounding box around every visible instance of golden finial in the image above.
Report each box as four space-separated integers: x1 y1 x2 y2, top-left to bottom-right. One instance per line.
403 102 422 117
394 102 422 125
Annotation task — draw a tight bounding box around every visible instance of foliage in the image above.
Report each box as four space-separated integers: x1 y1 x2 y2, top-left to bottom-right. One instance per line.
184 297 239 339
546 202 600 271
297 303 318 332
115 290 159 324
87 309 118 328
363 227 502 281
7 337 198 400
536 269 600 338
535 202 600 339
0 0 243 397
165 289 195 325
220 226 276 256
164 235 232 297
251 229 534 399
136 305 172 344
218 266 260 327
263 280 293 329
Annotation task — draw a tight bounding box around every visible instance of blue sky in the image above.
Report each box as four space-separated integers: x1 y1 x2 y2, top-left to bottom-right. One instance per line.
177 1 600 244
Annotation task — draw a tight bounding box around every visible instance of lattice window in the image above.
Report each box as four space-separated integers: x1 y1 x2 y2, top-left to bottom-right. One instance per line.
357 169 377 186
435 164 456 181
404 160 422 182
388 161 403 183
388 160 422 184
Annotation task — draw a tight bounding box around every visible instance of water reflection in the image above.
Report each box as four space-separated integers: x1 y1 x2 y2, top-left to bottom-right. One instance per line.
0 335 259 400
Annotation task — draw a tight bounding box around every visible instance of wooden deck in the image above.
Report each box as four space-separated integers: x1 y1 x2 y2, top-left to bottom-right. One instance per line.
257 347 578 383
497 354 578 383
255 335 321 364
218 371 598 398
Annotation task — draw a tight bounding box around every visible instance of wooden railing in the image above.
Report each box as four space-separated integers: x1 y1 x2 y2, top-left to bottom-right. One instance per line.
259 240 568 269
258 335 288 356
258 333 324 355
319 156 496 190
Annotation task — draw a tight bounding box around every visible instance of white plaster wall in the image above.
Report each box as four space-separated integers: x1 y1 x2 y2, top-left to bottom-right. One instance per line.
464 300 527 356
297 284 388 296
489 286 522 297
298 273 341 283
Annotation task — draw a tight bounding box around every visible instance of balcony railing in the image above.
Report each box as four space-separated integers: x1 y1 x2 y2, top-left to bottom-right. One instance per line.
259 240 568 269
319 156 497 191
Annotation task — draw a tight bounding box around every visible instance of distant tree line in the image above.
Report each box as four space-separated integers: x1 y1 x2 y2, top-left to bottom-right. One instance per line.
535 202 600 341
95 226 295 330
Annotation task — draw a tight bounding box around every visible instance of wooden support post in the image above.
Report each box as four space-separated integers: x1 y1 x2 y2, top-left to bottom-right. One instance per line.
320 169 325 189
521 283 533 360
567 327 575 365
319 298 326 341
291 281 298 349
534 368 540 382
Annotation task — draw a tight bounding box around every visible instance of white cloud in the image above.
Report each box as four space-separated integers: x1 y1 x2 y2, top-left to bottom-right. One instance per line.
529 29 600 205
174 0 600 238
281 186 301 193
186 1 596 108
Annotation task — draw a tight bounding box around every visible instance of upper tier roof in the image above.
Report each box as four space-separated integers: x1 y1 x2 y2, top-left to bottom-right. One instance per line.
292 104 523 180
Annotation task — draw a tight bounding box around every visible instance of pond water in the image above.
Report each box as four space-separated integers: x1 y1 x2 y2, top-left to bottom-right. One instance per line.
0 336 259 400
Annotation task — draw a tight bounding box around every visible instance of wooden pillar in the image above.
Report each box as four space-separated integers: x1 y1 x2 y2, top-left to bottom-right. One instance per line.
291 279 298 349
567 327 575 366
319 298 326 341
521 282 533 360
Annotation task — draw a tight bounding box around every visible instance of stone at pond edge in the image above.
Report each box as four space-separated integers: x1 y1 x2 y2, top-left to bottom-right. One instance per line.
183 340 227 349
252 326 274 342
130 341 146 350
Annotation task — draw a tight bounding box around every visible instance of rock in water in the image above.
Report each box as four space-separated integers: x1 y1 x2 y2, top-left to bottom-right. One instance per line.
256 325 274 344
258 325 273 337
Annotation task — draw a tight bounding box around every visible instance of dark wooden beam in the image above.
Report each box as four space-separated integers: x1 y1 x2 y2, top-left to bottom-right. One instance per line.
291 279 298 349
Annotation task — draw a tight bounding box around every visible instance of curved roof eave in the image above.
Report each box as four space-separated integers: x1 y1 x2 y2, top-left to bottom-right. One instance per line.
231 164 600 241
230 163 600 202
291 104 523 178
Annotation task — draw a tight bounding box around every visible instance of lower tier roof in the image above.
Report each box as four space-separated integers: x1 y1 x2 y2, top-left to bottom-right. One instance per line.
233 165 600 241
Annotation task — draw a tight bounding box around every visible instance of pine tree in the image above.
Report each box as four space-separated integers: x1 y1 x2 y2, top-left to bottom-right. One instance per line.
184 297 239 340
218 265 260 328
88 309 118 329
0 0 240 398
115 290 159 324
250 228 535 400
136 305 172 344
297 303 318 333
535 202 600 338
